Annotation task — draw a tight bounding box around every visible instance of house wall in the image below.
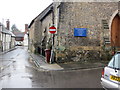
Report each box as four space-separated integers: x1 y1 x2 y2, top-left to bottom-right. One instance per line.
34 19 41 44
23 34 28 46
6 34 11 50
2 34 6 51
54 2 118 62
28 4 54 55
11 37 15 48
2 33 11 51
41 12 53 48
33 18 42 54
29 23 35 53
28 2 119 63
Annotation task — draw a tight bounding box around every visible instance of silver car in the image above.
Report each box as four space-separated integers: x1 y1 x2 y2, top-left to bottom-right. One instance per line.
101 51 120 90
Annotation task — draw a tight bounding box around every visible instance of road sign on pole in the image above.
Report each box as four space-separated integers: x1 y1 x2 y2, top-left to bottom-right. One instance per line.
49 26 56 63
49 26 56 34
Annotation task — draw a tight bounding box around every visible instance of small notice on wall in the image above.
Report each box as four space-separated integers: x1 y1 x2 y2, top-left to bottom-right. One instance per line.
74 28 87 37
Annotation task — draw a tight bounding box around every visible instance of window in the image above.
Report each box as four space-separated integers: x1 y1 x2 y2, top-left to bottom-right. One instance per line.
108 57 114 68
114 54 120 69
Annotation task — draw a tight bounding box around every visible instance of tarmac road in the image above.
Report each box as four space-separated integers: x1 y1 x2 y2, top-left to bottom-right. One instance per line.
0 46 103 88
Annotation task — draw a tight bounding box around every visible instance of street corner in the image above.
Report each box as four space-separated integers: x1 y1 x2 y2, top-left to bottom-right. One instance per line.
29 53 64 71
40 63 64 71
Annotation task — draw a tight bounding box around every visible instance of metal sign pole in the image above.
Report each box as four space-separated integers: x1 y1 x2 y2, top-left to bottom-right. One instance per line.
50 34 54 64
49 25 56 64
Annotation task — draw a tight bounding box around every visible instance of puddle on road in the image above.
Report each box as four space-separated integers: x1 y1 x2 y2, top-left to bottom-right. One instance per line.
1 60 33 88
1 73 32 88
1 62 33 88
0 47 40 88
21 74 33 79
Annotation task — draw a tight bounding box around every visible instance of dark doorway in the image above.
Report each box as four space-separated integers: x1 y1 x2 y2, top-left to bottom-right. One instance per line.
111 14 120 47
42 48 45 56
37 47 41 54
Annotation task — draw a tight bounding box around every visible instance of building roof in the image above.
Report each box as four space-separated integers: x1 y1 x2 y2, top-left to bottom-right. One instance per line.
28 3 53 28
0 24 16 37
15 33 24 37
12 28 25 37
1 29 16 37
12 29 22 34
1 29 11 35
1 26 12 35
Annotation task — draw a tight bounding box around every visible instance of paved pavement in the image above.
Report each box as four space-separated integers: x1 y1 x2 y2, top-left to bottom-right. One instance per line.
0 47 17 55
29 53 64 71
29 52 109 71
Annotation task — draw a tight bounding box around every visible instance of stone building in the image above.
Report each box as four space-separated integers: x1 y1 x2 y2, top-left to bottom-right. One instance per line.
29 1 120 63
28 3 54 55
12 27 25 46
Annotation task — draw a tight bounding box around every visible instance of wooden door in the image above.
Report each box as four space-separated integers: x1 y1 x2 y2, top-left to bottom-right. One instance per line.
111 14 120 47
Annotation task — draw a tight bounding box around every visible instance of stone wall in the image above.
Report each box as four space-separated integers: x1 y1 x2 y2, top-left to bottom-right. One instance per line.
29 11 53 54
34 19 41 44
40 12 53 50
29 23 35 53
55 2 118 62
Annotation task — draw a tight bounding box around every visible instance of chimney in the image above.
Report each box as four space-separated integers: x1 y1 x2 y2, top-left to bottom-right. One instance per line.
6 19 10 30
25 24 28 34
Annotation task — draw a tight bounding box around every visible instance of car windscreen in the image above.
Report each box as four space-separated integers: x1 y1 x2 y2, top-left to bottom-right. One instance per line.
108 54 120 69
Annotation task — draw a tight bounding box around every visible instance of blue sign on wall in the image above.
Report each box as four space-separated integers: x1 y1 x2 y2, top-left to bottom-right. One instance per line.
74 28 87 37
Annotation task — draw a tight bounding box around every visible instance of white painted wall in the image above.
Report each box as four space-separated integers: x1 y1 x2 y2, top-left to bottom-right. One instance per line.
2 33 12 51
23 34 28 46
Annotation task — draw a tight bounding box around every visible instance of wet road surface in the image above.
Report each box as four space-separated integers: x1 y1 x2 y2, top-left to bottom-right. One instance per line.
0 46 33 88
0 46 103 88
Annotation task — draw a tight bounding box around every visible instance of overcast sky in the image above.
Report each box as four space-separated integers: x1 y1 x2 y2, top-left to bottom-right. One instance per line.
0 0 53 31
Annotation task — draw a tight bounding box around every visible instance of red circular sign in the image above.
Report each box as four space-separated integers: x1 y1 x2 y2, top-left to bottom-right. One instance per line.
49 26 56 34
